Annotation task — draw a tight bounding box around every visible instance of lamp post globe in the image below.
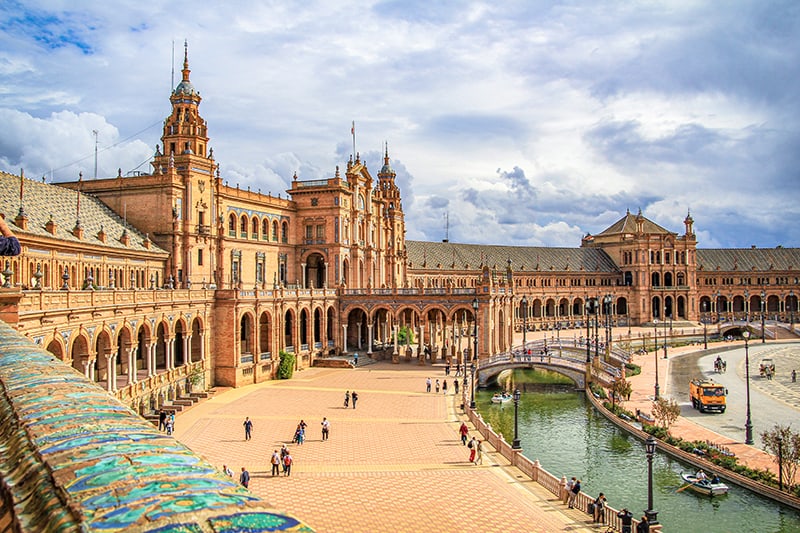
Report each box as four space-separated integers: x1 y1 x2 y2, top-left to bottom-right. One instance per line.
520 296 527 349
512 388 522 450
743 330 754 445
761 291 766 343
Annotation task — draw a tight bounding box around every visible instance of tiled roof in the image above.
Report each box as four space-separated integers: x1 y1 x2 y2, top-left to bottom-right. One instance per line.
0 172 167 255
697 248 800 271
406 241 619 273
596 210 672 236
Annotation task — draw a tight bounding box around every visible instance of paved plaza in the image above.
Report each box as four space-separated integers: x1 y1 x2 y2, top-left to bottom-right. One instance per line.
173 362 599 532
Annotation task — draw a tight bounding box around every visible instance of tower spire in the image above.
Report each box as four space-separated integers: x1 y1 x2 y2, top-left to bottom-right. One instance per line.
182 39 190 83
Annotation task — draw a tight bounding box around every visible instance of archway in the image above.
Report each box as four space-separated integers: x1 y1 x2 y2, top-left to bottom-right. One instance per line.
305 253 326 288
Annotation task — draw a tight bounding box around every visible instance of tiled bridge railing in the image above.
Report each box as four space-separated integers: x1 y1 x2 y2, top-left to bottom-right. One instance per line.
0 321 312 533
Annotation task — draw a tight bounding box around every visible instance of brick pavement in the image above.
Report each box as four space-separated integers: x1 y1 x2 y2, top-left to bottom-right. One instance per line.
174 363 599 533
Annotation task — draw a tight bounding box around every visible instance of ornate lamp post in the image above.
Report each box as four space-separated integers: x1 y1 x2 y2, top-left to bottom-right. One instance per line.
520 296 528 348
761 290 766 343
791 290 796 327
585 298 597 363
470 298 479 409
744 289 750 323
645 436 659 524
702 301 708 350
653 319 660 399
663 311 668 359
512 388 522 449
715 290 721 323
743 330 754 444
603 294 613 355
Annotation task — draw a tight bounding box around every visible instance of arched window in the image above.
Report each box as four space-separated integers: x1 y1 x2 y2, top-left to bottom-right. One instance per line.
228 214 236 236
240 215 248 237
251 216 259 239
261 219 268 239
281 221 288 243
272 220 278 241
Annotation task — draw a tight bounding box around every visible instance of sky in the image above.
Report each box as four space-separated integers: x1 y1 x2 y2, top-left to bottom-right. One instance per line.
1 1 799 249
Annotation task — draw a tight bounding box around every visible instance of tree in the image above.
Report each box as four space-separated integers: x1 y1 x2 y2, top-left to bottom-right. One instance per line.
609 377 633 407
651 397 680 432
278 350 295 379
761 424 800 491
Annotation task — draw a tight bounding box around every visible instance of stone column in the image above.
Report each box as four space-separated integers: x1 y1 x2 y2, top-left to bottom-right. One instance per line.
392 324 399 363
185 334 192 365
418 324 426 365
342 324 348 353
128 345 138 385
147 342 155 377
356 322 363 349
200 330 206 361
107 353 117 392
367 323 373 356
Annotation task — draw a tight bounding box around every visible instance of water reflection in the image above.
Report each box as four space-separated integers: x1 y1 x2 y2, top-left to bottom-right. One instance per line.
477 370 800 532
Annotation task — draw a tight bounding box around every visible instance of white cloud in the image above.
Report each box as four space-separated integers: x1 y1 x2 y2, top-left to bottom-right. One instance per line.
0 0 798 248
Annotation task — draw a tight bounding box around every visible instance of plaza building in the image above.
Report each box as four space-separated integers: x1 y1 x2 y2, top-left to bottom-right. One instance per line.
0 48 798 416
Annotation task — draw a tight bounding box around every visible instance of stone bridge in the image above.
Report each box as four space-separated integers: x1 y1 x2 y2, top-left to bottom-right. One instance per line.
477 343 622 390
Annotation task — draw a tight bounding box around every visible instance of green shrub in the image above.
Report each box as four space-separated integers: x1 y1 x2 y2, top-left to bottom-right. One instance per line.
624 362 641 376
278 350 295 379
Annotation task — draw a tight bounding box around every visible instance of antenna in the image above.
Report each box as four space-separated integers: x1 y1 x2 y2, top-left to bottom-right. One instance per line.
443 211 449 243
93 130 99 178
171 39 175 91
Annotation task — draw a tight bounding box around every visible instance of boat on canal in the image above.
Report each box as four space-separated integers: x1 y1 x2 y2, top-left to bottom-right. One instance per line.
491 392 513 404
680 472 730 496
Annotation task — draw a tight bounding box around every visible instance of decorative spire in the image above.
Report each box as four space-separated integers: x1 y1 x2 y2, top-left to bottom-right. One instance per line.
182 39 190 83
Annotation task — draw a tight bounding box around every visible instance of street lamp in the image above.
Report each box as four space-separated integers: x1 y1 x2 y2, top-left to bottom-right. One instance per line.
761 291 766 343
744 289 750 323
715 290 721 323
585 298 597 363
603 294 613 355
663 313 669 359
470 298 479 409
512 388 522 449
653 319 660 399
469 360 477 409
644 435 659 524
701 301 708 350
791 290 796 327
520 296 528 348
743 330 754 445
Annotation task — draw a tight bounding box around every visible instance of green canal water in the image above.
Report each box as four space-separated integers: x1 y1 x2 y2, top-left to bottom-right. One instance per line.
476 369 800 533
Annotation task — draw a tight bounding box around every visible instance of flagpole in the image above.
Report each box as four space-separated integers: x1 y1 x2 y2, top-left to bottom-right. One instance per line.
351 121 356 161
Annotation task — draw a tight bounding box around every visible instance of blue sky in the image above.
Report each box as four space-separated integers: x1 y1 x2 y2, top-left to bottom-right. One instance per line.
1 1 798 248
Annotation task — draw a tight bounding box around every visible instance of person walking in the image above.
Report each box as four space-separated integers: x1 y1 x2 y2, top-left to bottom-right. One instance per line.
468 436 477 463
568 479 581 508
353 352 359 366
165 412 174 435
280 444 289 475
435 379 440 393
243 417 253 441
564 476 575 504
158 410 167 432
270 450 281 476
239 467 250 488
351 391 358 409
453 379 459 394
344 390 350 408
792 369 797 383
223 464 233 477
321 417 330 440
459 422 469 445
426 377 432 392
474 439 484 465
283 451 293 476
442 380 448 394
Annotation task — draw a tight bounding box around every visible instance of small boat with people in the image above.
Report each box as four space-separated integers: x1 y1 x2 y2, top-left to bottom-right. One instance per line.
491 392 513 404
680 471 729 496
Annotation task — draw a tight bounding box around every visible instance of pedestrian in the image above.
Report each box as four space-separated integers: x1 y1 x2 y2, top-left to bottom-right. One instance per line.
283 451 293 476
240 467 250 488
564 476 575 504
243 416 253 440
353 352 359 366
270 450 281 476
280 444 289 474
165 412 174 435
636 515 649 533
344 390 350 408
351 390 358 409
474 439 484 465
568 479 581 508
445 364 450 376
442 380 448 394
792 369 797 383
435 379 440 393
618 508 633 533
0 217 20 257
453 379 459 394
223 464 233 477
426 377 432 392
459 422 469 445
158 409 167 432
592 493 606 523
321 417 330 440
468 436 477 463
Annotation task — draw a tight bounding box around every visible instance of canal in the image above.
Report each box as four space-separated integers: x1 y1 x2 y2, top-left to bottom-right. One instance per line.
476 369 800 532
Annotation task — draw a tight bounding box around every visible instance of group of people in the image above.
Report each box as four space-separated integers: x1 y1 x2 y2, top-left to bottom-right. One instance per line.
270 445 294 476
343 390 358 408
426 377 459 394
158 410 175 435
563 478 648 532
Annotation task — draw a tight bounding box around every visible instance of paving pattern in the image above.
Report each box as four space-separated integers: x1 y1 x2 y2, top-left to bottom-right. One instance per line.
174 364 599 532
